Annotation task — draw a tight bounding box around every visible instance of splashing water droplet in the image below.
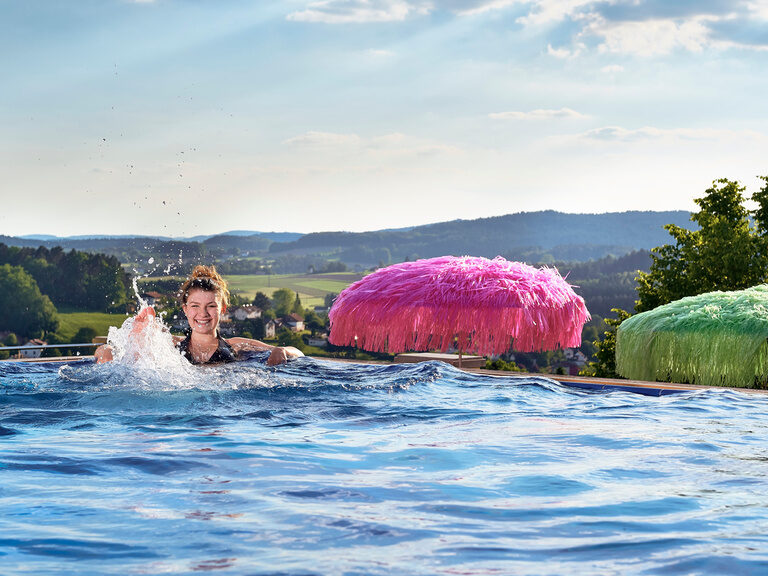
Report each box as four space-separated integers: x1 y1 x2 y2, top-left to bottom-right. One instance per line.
148 257 155 264
107 307 191 374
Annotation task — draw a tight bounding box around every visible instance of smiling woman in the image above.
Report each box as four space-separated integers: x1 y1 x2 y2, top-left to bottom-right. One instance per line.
95 266 303 366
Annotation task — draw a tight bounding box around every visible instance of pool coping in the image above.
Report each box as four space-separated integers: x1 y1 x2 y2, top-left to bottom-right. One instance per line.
3 355 767 396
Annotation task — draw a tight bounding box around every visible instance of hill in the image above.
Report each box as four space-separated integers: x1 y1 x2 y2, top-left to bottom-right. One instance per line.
2 210 693 271
268 210 692 264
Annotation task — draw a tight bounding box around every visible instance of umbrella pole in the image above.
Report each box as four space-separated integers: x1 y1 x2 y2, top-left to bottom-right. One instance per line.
458 350 463 369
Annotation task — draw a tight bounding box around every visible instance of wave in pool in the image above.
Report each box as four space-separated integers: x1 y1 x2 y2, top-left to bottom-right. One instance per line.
1 356 768 575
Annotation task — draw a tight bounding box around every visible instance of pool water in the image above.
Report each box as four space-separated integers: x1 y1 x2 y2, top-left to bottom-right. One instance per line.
1 356 768 575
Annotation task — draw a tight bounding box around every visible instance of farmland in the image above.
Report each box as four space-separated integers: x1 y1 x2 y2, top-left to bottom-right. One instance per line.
223 272 363 308
56 310 129 341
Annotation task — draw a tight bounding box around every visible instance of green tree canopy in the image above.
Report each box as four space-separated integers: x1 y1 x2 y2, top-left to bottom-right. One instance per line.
636 177 768 312
271 288 295 316
291 292 303 314
0 243 129 311
585 176 768 379
252 291 271 310
71 326 98 344
0 264 59 338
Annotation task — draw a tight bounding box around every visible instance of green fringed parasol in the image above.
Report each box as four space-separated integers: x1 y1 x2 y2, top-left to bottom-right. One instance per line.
616 285 768 388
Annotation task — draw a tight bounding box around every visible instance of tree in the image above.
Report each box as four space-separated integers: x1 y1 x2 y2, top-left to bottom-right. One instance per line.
72 326 98 344
636 177 768 312
276 328 305 351
580 309 632 378
324 293 338 308
271 288 294 316
588 177 768 378
303 309 325 335
252 291 271 310
0 333 17 360
0 264 59 338
291 292 303 314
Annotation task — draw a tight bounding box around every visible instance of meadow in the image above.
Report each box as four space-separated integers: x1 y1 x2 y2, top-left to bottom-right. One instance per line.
56 310 129 341
223 272 363 308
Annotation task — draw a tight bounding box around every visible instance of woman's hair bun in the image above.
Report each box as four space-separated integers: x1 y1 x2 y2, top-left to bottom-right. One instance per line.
180 265 230 306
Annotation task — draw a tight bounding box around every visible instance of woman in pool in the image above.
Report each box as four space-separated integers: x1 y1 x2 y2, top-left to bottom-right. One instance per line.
95 265 303 366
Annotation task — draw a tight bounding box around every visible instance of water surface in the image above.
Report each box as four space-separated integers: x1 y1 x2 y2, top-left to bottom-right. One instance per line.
1 356 768 575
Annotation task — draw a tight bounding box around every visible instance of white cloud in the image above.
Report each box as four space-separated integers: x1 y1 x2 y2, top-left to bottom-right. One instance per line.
364 48 396 57
287 0 431 24
517 0 597 27
600 64 624 73
547 42 584 59
587 17 711 56
746 0 768 19
452 0 521 16
489 107 587 120
574 126 763 142
282 131 361 146
282 130 461 157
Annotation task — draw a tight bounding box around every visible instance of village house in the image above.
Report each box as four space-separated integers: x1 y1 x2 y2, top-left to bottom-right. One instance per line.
284 313 305 332
306 333 329 348
227 305 262 321
18 339 46 359
561 348 589 375
264 318 282 339
141 291 164 307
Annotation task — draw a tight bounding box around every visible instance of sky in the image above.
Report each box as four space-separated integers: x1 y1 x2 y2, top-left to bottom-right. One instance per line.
2 0 768 238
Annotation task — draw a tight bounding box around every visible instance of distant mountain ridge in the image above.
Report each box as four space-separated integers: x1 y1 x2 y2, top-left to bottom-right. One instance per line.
2 210 694 267
268 210 693 263
17 230 304 243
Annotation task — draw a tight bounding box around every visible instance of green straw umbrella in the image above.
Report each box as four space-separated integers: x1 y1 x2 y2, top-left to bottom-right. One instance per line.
616 284 768 388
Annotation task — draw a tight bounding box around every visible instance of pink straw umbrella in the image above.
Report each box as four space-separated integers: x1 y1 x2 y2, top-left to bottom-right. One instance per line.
328 255 590 359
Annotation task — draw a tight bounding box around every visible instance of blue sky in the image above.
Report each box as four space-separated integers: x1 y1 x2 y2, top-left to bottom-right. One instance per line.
2 0 768 237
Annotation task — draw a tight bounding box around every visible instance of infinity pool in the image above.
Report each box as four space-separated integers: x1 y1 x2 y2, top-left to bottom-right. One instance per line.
1 356 768 575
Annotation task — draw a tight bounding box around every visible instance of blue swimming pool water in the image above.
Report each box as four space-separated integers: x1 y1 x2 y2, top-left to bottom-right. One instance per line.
1 356 768 575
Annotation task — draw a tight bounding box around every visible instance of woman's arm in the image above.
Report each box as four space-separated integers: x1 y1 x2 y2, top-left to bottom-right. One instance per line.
226 337 304 366
94 344 114 364
94 307 159 364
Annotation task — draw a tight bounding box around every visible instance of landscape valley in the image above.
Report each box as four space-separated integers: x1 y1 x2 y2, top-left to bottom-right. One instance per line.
1 209 694 372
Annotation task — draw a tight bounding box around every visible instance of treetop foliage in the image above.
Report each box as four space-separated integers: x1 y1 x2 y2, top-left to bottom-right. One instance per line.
636 177 768 312
586 176 768 381
0 264 59 338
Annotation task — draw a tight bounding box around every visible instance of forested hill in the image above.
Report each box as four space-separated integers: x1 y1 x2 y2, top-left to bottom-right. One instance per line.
268 210 693 263
1 210 694 269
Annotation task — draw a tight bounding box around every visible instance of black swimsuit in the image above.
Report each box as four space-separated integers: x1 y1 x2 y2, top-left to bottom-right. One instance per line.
177 332 237 365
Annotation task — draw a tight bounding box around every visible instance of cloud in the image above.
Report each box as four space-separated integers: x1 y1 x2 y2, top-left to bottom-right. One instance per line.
287 0 431 23
575 125 763 142
489 108 587 120
449 0 521 16
547 42 584 58
600 64 624 73
364 48 396 57
283 130 461 158
587 16 712 56
516 0 597 27
282 131 361 147
747 0 768 19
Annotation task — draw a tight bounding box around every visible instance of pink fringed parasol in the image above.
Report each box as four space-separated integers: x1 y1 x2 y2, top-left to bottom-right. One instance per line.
328 255 590 356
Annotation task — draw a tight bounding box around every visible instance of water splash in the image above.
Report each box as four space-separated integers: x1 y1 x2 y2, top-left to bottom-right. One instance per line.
106 307 188 371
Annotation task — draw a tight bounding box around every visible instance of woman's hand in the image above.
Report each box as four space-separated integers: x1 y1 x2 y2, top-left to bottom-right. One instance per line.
266 346 304 366
131 306 156 335
94 345 114 364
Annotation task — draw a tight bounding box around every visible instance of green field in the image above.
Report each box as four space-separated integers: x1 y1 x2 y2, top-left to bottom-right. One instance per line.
57 311 129 341
223 272 363 308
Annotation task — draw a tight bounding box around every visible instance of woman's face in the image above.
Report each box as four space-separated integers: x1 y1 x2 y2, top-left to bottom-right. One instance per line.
183 288 223 336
